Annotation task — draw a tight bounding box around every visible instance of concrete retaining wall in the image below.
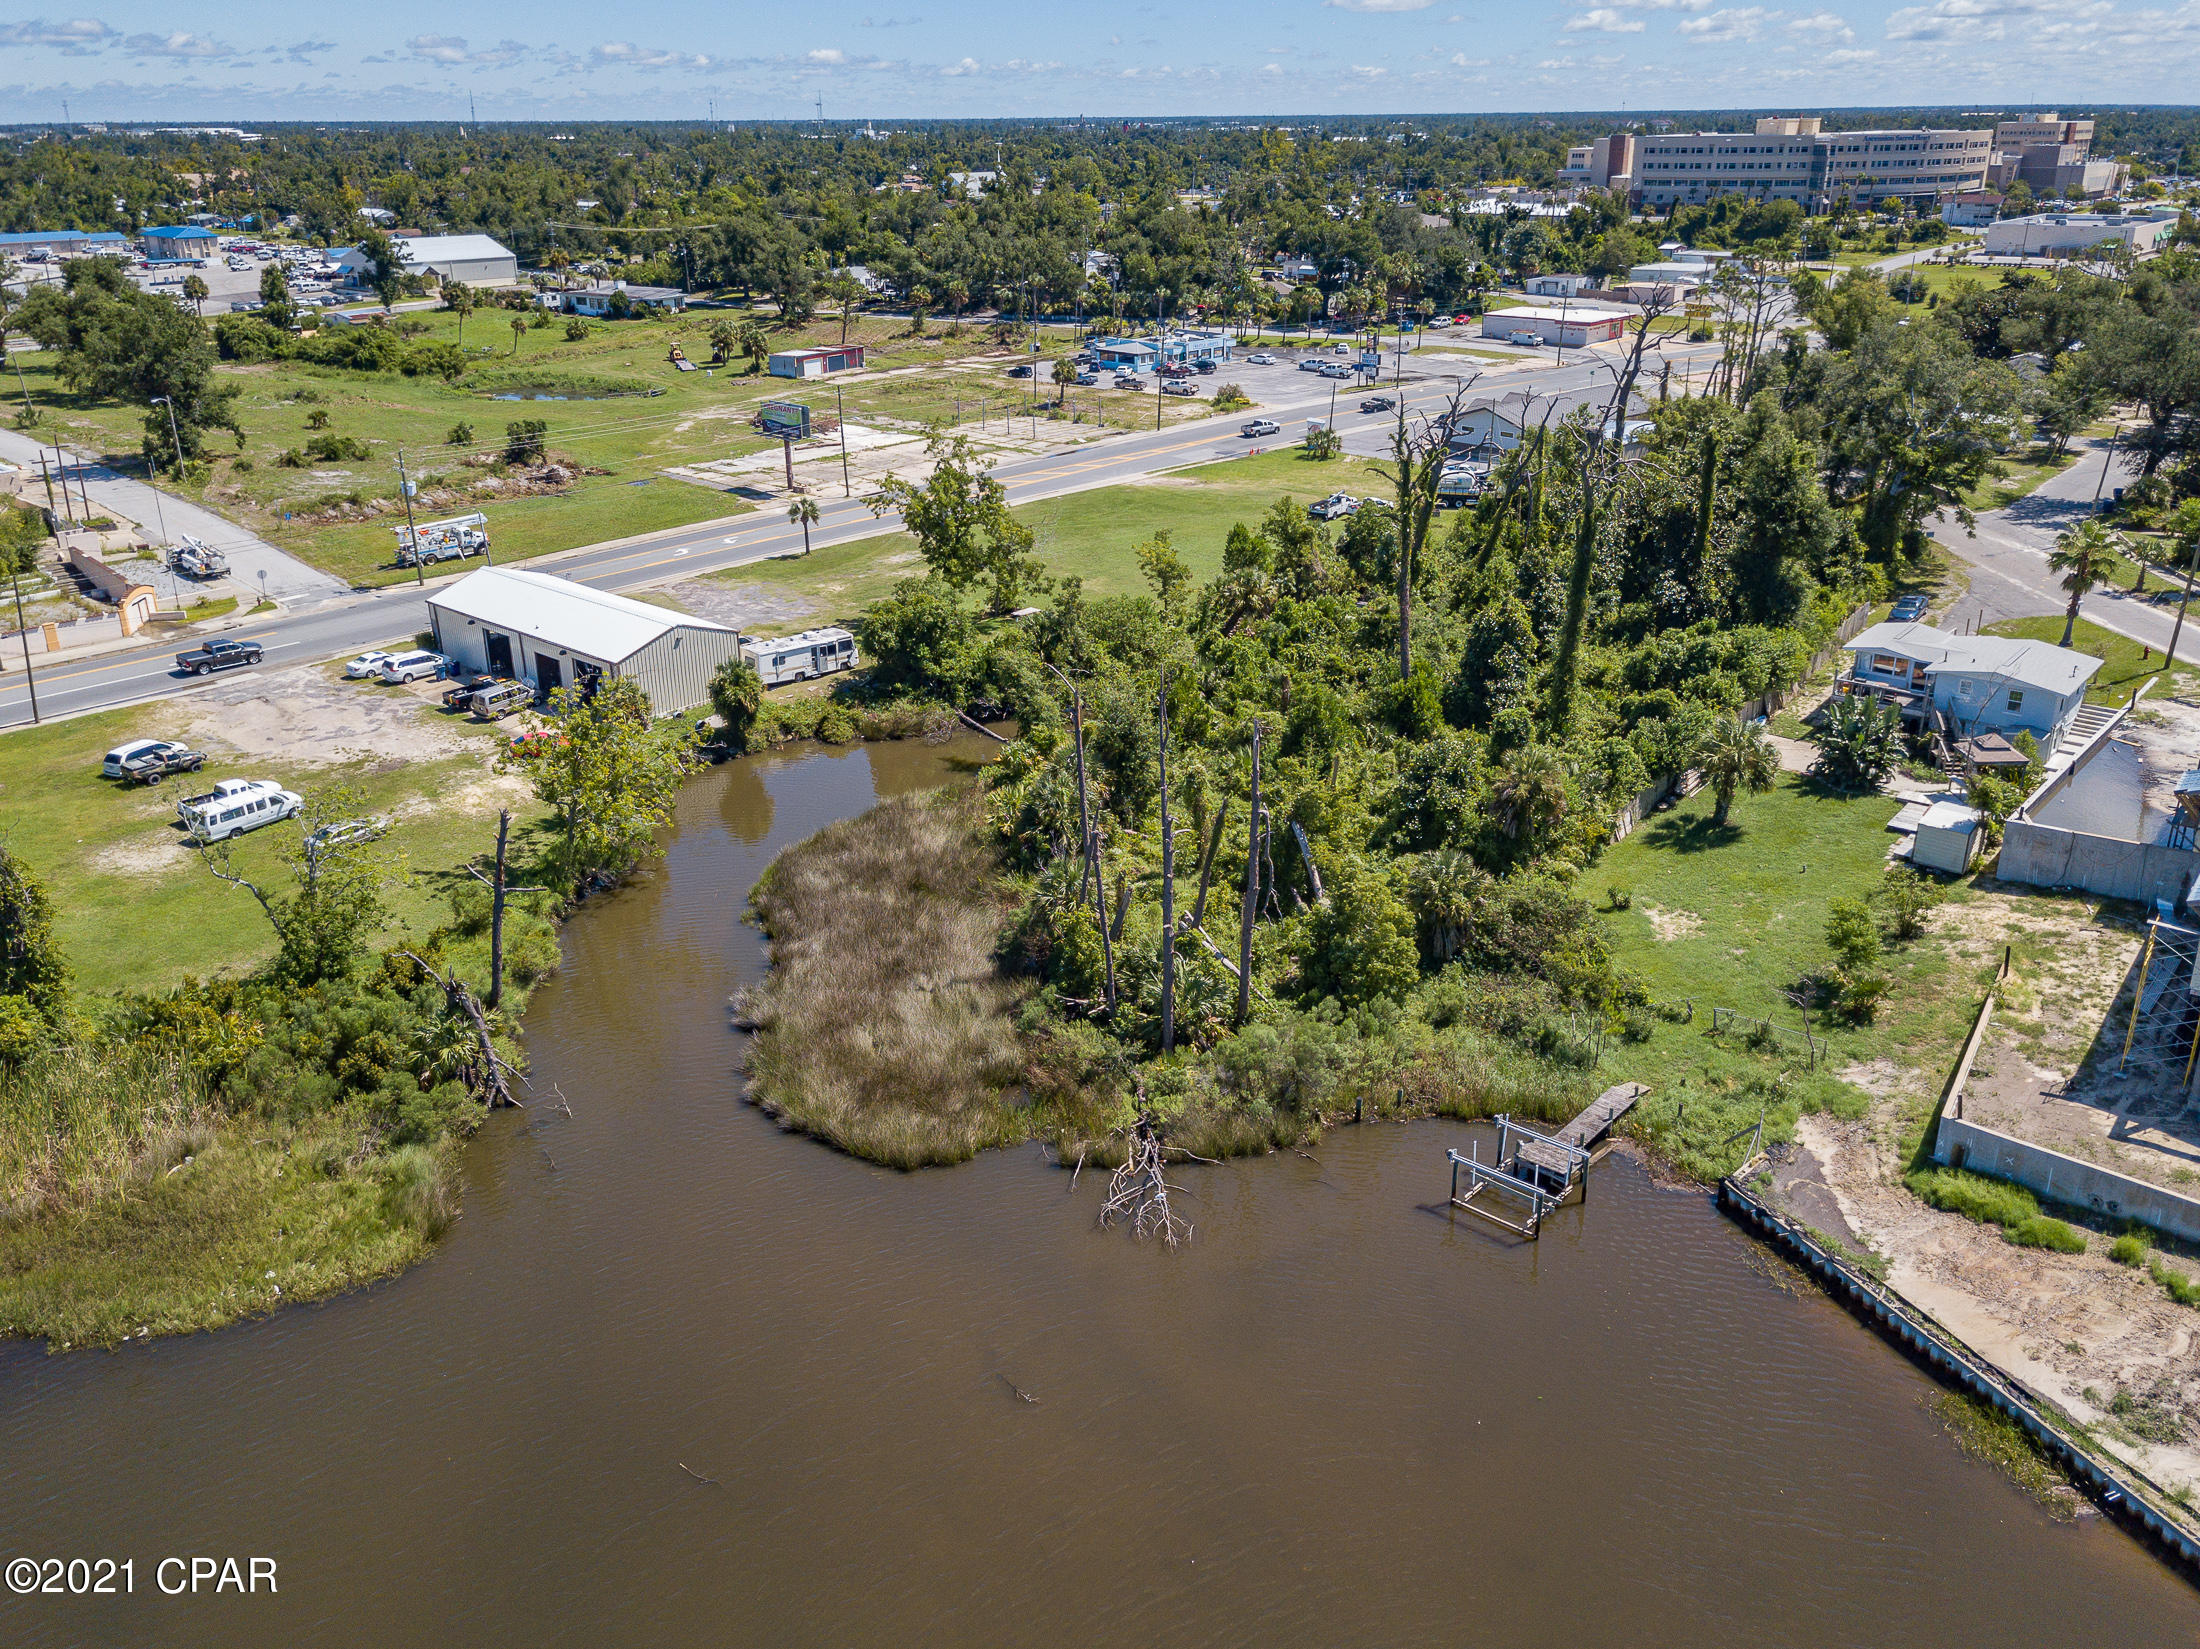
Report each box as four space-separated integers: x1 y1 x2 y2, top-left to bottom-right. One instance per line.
1934 1113 2200 1244
1997 818 2199 906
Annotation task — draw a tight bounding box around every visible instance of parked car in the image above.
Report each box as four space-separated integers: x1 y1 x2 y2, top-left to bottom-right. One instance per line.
103 738 192 779
1321 363 1353 379
1074 371 1098 386
1360 395 1396 413
176 779 302 843
305 817 386 855
1113 374 1145 390
470 681 531 719
1159 364 1193 379
1427 317 1451 330
1246 352 1277 365
376 649 449 685
344 650 400 679
1890 595 1929 622
1241 419 1281 438
120 744 208 785
1162 381 1197 397
1195 359 1217 374
175 638 264 676
1332 343 1352 355
1308 493 1362 521
441 673 504 709
1006 363 1034 378
1506 330 1545 348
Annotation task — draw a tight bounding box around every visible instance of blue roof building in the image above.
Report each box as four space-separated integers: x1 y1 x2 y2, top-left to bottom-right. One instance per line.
1089 330 1233 373
140 225 219 258
0 229 127 254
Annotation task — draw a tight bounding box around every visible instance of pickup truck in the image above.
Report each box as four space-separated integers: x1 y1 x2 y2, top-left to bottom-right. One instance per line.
175 638 265 676
119 744 208 785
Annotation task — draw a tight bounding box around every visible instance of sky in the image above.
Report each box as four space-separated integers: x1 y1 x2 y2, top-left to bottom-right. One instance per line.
2 0 2197 124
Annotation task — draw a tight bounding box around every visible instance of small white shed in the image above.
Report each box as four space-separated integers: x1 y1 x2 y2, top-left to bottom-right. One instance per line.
1912 802 1983 874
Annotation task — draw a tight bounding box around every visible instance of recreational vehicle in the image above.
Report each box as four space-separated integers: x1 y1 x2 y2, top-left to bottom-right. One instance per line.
740 628 857 687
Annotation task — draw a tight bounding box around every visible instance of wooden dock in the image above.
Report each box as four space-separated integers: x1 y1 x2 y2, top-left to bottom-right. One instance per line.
1516 1082 1645 1183
1447 1082 1647 1240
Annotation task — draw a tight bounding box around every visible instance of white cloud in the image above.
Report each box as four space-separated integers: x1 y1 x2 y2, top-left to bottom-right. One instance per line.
805 47 847 63
1785 8 1855 34
123 31 232 57
1826 44 1879 56
1450 50 1492 62
1324 0 1436 10
590 41 709 67
1566 7 1647 28
1262 61 1284 72
1883 0 2072 39
941 56 981 74
0 17 116 51
1677 5 1768 38
1349 62 1390 74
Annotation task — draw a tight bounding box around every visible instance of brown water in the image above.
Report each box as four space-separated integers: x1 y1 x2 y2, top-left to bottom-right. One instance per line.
4 736 2197 1647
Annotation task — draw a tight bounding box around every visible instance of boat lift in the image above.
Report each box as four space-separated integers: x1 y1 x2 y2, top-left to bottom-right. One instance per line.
1444 1085 1645 1241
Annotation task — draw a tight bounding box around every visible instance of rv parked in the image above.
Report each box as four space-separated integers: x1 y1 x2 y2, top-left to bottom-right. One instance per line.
739 627 858 687
176 779 302 842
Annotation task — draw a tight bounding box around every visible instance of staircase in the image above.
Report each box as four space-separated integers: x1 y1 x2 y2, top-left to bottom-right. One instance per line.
2053 703 2119 765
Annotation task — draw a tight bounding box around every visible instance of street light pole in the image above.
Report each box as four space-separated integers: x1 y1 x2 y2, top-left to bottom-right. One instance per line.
151 395 184 479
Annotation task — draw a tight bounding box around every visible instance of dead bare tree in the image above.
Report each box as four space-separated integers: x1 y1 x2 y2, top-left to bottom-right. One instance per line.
399 950 523 1109
1156 677 1177 1054
1234 718 1261 1027
1098 1116 1190 1246
1546 283 1679 736
1375 375 1478 680
466 809 547 1010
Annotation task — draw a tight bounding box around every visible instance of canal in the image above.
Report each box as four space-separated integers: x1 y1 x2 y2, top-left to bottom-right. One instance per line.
3 735 2195 1646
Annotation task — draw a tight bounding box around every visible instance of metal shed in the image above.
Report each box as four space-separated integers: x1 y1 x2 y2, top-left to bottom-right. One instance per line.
425 567 743 714
1912 801 1983 874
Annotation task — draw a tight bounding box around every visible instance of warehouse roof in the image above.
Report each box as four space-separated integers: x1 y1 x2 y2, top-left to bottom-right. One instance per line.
428 567 730 664
336 234 513 269
0 229 125 246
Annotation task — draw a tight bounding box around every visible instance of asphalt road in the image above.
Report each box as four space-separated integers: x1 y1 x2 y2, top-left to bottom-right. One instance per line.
0 338 1721 732
1935 427 2197 652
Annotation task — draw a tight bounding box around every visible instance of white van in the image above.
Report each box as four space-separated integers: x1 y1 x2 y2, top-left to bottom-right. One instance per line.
177 779 302 842
740 628 857 687
104 738 187 779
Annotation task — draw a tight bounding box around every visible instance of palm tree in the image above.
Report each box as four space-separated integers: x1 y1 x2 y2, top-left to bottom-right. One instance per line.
1492 745 1569 857
1051 356 1079 405
737 320 768 375
2047 518 2124 648
509 314 527 356
181 273 208 317
1698 714 1780 829
446 283 476 347
787 493 819 555
708 318 740 364
1409 848 1484 963
1811 693 1905 793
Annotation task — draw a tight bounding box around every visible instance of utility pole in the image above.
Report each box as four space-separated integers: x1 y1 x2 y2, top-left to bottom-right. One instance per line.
834 386 851 496
151 395 185 480
9 564 40 725
397 450 426 587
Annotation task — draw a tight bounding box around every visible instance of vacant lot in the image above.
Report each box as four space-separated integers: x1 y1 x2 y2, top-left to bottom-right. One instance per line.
0 670 548 994
702 449 1398 625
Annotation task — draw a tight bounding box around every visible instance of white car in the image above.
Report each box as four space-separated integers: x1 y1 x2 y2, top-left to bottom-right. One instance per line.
344 650 399 679
1308 493 1362 521
376 650 450 685
176 779 302 843
103 738 189 779
1332 342 1352 355
1246 352 1277 365
1506 330 1545 348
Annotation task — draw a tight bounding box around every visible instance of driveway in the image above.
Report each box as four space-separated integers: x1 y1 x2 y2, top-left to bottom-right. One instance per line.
0 427 348 608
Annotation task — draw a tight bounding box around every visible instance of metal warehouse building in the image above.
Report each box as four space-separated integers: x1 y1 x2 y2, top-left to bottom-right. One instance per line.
425 567 744 714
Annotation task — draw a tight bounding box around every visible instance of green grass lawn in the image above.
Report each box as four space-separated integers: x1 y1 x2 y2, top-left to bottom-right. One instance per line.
1984 615 2200 706
12 304 1141 588
0 694 550 996
1594 774 1995 1179
705 449 1397 624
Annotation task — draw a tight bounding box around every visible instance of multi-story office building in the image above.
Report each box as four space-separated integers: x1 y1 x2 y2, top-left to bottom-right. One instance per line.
1985 112 2124 200
1627 116 1992 212
1557 134 1636 193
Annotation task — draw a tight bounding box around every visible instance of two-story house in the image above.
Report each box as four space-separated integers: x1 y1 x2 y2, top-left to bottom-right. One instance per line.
1842 622 2102 746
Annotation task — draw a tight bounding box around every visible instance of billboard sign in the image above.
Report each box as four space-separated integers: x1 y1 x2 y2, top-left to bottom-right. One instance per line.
759 400 812 439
